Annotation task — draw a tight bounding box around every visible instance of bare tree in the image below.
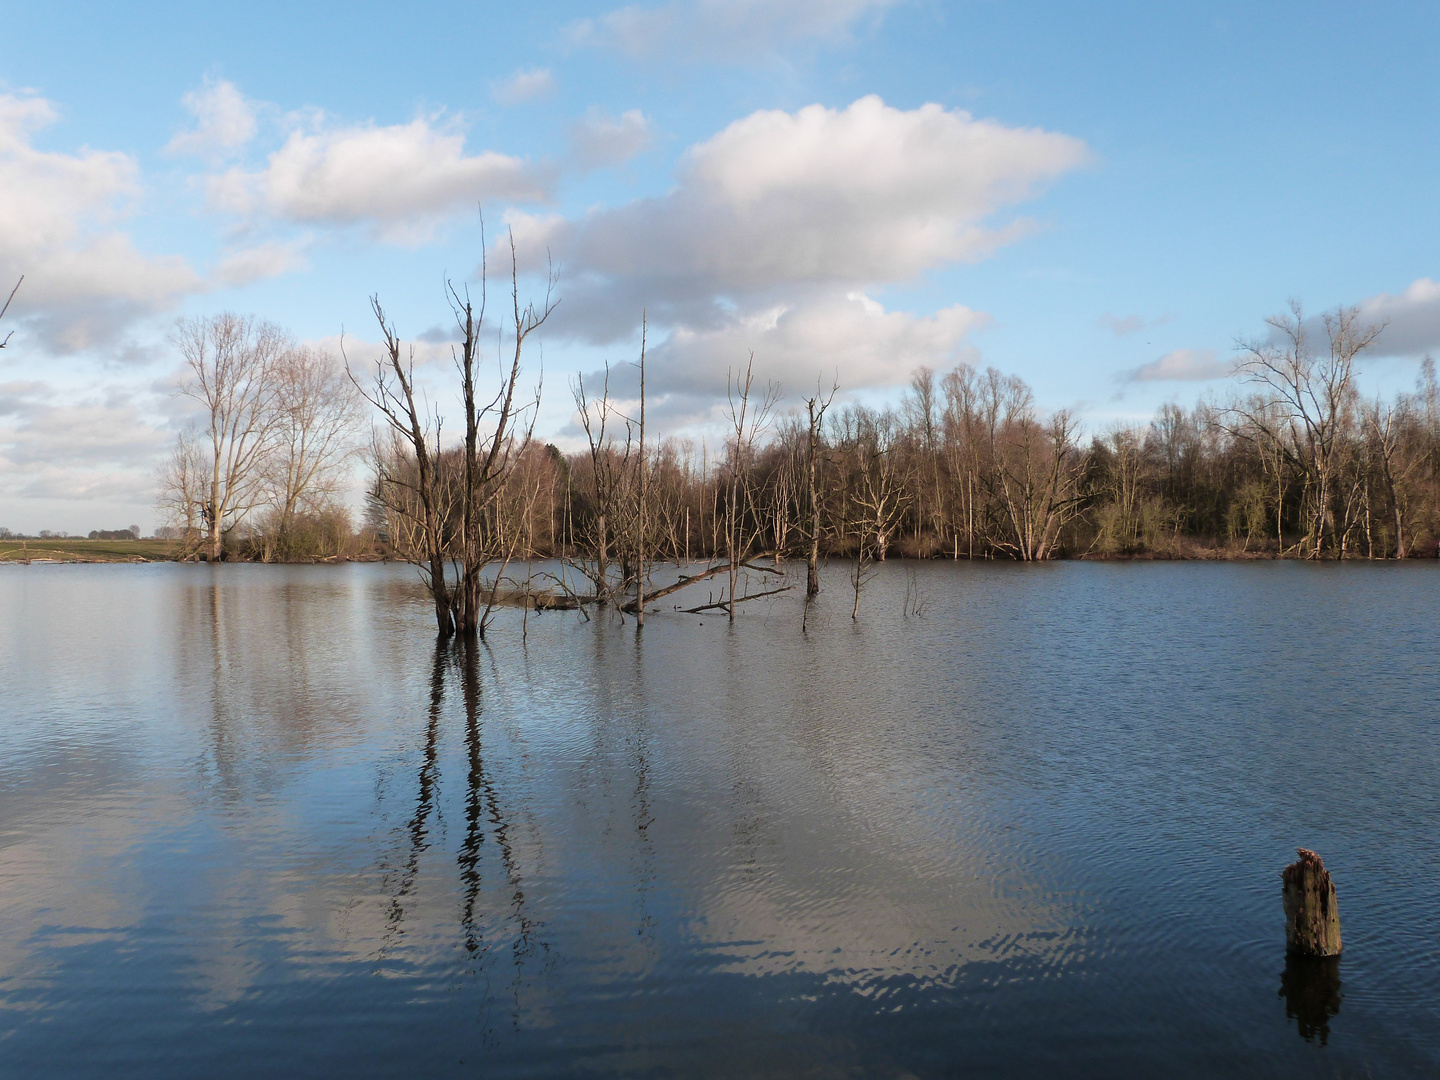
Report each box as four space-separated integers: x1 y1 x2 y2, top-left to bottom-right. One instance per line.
454 230 553 637
155 429 206 556
803 378 837 597
261 344 365 556
723 355 781 621
172 314 287 561
636 316 648 626
1229 303 1384 557
352 300 455 633
1365 396 1420 558
354 225 553 638
572 364 627 607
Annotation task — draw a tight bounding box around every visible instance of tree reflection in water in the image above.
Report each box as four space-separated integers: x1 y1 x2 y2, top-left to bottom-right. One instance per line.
460 637 548 981
375 637 549 1028
1278 955 1343 1045
379 644 446 957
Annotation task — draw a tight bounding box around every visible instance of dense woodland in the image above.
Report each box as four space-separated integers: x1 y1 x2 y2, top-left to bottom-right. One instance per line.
152 252 1440 633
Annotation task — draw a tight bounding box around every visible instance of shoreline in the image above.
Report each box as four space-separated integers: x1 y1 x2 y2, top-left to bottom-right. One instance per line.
2 541 1436 566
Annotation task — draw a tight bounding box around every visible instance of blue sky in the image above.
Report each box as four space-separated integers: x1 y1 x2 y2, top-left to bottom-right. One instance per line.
2 0 1438 533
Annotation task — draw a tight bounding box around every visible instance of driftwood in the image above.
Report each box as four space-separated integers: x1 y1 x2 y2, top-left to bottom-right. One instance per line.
1281 848 1342 957
619 558 784 614
681 584 793 614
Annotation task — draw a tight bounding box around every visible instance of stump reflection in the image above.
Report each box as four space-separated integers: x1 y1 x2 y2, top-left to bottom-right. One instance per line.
1278 954 1343 1045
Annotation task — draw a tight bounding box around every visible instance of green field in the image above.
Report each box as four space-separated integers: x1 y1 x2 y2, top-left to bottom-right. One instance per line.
0 539 178 563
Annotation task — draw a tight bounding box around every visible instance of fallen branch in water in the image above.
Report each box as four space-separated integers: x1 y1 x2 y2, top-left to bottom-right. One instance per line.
620 559 784 613
681 584 793 614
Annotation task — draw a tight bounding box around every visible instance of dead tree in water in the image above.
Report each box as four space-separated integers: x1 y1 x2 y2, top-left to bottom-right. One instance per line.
572 365 628 608
354 223 553 637
636 316 648 626
803 378 837 597
456 231 553 637
352 301 454 633
723 356 781 621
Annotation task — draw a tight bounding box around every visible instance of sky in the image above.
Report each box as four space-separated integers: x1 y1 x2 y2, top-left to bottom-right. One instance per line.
1 0 1438 534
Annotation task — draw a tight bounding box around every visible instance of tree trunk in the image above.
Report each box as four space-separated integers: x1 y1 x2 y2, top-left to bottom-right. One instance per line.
1282 848 1342 957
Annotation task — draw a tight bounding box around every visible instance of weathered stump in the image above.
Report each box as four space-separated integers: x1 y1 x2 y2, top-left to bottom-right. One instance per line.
1281 848 1342 957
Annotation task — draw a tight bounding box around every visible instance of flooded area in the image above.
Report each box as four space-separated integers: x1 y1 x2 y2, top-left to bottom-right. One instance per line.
2 561 1438 1077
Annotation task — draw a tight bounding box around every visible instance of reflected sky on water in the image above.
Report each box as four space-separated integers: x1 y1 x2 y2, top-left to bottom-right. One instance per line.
1 561 1438 1077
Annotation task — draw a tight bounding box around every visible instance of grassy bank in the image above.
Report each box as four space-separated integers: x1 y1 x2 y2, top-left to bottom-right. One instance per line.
0 539 177 563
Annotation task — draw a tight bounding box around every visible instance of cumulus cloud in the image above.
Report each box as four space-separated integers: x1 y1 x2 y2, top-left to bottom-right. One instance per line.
510 95 1084 361
1355 277 1440 357
0 93 200 351
166 77 257 157
567 0 899 59
508 96 1083 404
207 114 552 243
568 108 651 170
1124 348 1234 383
641 291 987 422
516 96 1085 311
491 68 556 105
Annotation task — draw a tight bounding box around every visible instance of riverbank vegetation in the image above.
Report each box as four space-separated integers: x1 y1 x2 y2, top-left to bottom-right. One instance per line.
149 267 1440 603
368 304 1440 579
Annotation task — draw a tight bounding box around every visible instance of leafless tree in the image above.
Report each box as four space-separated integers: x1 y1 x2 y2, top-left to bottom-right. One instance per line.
572 364 628 608
354 225 553 638
803 378 837 597
171 314 288 561
1228 303 1384 557
453 229 553 637
352 299 455 633
155 429 206 556
260 344 365 557
722 355 781 621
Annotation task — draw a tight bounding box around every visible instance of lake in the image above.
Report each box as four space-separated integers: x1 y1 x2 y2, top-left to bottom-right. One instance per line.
1 560 1437 1077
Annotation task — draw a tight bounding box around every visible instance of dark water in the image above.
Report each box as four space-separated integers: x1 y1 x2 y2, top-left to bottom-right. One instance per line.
2 561 1438 1078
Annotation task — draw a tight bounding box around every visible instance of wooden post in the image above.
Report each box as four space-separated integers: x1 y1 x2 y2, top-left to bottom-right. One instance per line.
1282 848 1342 956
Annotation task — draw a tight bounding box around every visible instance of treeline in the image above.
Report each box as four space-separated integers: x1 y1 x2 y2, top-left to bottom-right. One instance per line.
160 269 1437 630
370 304 1440 584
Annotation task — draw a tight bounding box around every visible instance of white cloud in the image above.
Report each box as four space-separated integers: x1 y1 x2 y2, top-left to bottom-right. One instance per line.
1355 277 1440 357
567 0 899 59
492 68 556 105
1124 348 1234 382
0 93 200 351
0 382 169 503
212 241 309 286
208 115 552 243
516 96 1086 317
509 96 1082 402
569 108 652 170
650 290 986 411
166 77 258 157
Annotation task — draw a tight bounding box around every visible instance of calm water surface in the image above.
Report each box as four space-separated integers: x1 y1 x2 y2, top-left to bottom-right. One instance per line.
1 561 1438 1077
